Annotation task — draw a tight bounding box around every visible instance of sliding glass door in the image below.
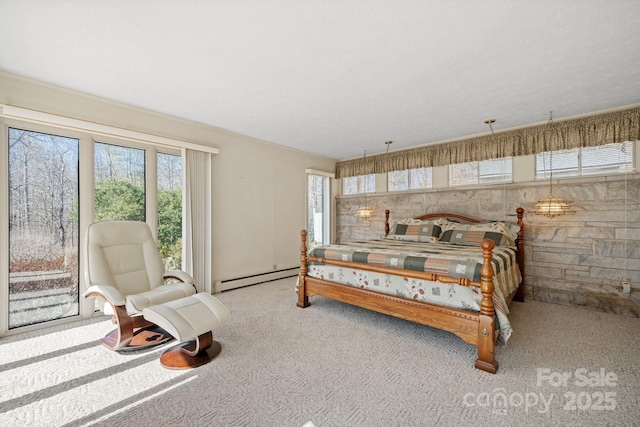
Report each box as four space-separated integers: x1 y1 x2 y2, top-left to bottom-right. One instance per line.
8 128 79 328
3 125 184 332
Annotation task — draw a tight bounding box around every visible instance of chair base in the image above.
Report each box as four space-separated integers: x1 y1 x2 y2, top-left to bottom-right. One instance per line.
159 338 222 370
99 325 173 352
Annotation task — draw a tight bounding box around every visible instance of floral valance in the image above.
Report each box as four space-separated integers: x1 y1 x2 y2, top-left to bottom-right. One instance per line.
336 106 640 178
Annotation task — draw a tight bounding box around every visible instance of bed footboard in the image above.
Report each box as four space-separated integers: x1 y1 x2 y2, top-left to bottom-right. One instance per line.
297 231 501 373
297 230 310 309
475 239 498 373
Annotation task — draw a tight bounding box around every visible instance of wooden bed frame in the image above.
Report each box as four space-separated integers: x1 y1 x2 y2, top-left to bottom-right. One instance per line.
297 207 525 374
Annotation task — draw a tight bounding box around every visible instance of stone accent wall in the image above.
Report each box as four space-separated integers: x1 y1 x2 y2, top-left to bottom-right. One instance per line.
336 175 640 317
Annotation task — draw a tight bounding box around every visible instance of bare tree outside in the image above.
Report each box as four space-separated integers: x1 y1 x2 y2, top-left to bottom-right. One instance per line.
307 174 327 245
389 168 432 191
342 174 375 195
8 128 79 328
410 168 432 189
6 134 184 329
157 152 182 270
94 142 145 222
157 151 181 190
388 170 409 191
450 159 512 186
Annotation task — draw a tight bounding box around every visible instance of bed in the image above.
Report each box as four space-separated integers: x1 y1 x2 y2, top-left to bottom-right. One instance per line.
296 208 525 373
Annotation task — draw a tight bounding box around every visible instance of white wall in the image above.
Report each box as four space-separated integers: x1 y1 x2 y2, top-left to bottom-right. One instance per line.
0 72 336 288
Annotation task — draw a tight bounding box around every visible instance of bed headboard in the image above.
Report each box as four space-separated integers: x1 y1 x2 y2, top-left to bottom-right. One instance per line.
382 210 490 237
384 208 525 236
415 212 485 223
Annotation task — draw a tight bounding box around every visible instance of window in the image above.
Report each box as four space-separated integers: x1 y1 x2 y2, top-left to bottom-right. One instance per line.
3 124 186 332
157 152 183 270
536 142 635 179
8 128 79 328
307 173 331 245
94 142 145 221
343 174 375 194
388 167 432 191
450 158 512 186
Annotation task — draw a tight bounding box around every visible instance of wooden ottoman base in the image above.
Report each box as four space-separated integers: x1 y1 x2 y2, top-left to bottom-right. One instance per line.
104 325 173 352
142 293 230 370
160 333 222 369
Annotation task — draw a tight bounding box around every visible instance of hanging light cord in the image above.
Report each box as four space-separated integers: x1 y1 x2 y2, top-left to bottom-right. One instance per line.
363 150 368 199
548 112 554 200
624 159 628 281
485 119 507 219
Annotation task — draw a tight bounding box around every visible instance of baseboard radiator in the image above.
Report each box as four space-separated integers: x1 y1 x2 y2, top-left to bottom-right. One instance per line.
214 267 299 292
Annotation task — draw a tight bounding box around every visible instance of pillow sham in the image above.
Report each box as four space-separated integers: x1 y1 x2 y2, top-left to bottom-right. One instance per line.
438 220 518 247
387 219 442 243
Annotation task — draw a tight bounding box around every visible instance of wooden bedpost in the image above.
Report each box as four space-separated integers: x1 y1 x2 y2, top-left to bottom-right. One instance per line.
297 230 310 308
514 207 526 302
384 210 390 237
475 239 498 374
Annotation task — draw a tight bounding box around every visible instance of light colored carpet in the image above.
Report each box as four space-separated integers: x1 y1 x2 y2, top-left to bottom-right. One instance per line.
1 277 639 426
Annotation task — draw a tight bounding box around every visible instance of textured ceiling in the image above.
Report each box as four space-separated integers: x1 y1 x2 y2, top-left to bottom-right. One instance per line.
1 1 639 160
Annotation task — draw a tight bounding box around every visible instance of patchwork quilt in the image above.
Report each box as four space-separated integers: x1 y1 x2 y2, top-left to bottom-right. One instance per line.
307 239 522 344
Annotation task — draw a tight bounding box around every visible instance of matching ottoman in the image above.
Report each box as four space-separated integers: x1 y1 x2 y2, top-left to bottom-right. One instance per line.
143 293 230 369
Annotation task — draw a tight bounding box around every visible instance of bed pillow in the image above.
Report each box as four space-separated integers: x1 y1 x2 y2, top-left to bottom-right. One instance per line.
438 220 518 247
387 219 442 243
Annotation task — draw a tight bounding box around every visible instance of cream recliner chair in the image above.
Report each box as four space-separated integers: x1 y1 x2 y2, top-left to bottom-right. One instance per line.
84 221 196 351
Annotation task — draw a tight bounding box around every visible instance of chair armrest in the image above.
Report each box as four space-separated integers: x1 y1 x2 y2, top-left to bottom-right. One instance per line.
164 270 195 285
83 284 126 306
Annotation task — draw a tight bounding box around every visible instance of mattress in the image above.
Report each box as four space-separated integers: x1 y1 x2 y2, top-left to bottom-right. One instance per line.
307 239 522 344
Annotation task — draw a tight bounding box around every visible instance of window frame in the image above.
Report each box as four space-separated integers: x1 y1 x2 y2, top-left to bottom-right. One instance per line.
5 126 81 329
156 150 184 270
535 142 636 180
305 170 333 245
342 173 375 195
449 157 513 187
388 167 433 192
0 119 184 335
